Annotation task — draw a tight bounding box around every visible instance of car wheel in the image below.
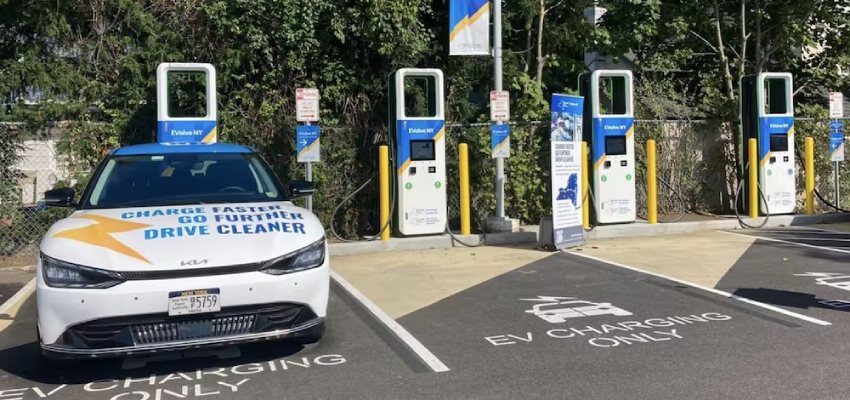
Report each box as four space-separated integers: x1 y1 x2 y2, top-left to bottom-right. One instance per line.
293 321 325 345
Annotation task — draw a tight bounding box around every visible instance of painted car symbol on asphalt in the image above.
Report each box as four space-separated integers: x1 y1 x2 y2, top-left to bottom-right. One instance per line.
520 296 633 323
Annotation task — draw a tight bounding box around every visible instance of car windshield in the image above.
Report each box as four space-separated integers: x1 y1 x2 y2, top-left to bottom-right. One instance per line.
82 152 286 209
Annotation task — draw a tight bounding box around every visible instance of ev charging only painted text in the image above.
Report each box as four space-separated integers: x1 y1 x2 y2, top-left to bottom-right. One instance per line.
0 354 346 400
484 312 732 349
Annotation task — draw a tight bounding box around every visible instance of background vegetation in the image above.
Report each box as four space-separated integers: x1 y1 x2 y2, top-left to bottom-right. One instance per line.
1 0 849 246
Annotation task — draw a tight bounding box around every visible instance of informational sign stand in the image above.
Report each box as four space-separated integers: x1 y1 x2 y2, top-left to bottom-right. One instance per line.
490 91 510 158
829 92 844 207
296 88 321 211
549 94 585 249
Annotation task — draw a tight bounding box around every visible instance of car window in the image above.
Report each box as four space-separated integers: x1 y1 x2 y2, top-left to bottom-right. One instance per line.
85 153 286 209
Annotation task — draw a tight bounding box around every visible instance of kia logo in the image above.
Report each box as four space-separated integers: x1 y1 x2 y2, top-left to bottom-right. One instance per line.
181 259 208 267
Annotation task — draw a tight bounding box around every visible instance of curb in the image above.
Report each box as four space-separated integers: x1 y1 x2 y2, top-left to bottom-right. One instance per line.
328 213 850 256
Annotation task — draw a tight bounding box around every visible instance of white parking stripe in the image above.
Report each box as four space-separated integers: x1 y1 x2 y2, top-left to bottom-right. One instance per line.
330 270 450 373
568 251 833 327
0 277 35 316
721 230 850 255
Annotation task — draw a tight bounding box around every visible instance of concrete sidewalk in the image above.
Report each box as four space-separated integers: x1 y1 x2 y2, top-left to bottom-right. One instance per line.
329 212 850 256
331 244 549 318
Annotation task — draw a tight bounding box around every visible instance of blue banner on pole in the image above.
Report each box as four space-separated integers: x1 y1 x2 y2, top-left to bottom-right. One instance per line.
491 124 510 158
296 125 320 163
830 120 845 162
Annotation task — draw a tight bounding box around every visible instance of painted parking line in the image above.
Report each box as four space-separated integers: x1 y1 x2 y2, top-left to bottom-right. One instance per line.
394 251 849 398
570 251 832 326
722 230 850 255
330 269 449 373
0 278 34 316
710 229 850 325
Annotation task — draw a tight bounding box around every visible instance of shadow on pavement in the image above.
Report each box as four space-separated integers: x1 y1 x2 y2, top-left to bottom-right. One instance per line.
733 287 849 312
0 335 309 385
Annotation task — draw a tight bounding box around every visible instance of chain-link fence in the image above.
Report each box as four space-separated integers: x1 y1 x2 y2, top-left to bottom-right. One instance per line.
1 123 73 264
2 118 848 265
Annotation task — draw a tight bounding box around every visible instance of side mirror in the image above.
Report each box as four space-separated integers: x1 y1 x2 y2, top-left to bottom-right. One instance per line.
288 180 315 199
44 188 77 208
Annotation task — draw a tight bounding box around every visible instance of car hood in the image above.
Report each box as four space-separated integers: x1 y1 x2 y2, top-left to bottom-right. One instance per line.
40 201 325 272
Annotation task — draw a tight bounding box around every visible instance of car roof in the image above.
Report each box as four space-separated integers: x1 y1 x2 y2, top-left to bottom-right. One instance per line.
110 143 255 156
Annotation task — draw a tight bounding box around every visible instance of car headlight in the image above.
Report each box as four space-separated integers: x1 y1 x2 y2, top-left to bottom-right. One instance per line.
260 238 326 275
40 254 125 289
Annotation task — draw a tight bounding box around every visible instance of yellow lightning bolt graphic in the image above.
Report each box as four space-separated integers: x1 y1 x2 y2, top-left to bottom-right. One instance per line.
53 214 152 264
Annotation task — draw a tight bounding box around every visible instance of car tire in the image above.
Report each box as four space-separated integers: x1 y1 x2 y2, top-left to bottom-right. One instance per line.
293 321 325 345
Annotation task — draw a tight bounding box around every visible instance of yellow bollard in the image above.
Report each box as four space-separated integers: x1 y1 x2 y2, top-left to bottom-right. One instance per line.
379 145 390 240
748 138 759 218
805 137 815 215
459 143 471 235
581 141 590 229
646 139 658 224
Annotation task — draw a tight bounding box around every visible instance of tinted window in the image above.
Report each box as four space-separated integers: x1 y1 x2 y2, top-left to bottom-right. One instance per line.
84 153 285 209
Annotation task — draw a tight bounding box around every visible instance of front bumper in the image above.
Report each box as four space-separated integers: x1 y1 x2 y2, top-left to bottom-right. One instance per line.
42 316 325 359
37 260 329 356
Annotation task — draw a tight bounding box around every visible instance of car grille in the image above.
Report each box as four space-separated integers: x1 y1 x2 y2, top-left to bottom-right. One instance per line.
61 303 316 349
131 315 256 345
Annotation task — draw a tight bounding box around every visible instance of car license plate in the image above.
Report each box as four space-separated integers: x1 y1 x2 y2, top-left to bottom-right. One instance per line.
168 288 221 316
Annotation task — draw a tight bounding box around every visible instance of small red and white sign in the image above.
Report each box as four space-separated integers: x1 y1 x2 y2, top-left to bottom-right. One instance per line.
490 91 510 122
830 92 844 119
296 88 320 122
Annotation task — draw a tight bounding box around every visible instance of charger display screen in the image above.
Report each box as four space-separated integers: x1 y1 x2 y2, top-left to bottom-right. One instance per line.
410 140 436 161
605 136 627 155
770 134 788 152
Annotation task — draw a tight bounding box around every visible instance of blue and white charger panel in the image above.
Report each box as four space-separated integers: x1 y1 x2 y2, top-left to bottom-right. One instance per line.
156 63 218 144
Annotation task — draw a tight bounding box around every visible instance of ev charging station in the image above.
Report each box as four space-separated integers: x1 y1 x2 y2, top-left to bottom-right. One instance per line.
156 63 218 144
579 69 636 224
740 72 796 215
388 68 448 236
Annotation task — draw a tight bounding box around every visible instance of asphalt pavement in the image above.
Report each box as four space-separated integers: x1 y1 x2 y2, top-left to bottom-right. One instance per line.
3 227 850 399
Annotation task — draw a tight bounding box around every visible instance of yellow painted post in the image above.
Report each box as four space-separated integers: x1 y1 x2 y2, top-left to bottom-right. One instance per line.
581 141 590 229
646 139 658 224
748 138 759 218
378 145 390 241
805 136 815 215
458 143 471 235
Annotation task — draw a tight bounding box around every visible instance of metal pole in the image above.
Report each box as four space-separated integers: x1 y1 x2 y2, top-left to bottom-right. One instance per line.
459 143 471 235
304 121 313 212
748 138 758 218
379 145 390 240
646 139 658 224
305 162 313 212
835 161 840 209
805 137 814 215
493 0 505 219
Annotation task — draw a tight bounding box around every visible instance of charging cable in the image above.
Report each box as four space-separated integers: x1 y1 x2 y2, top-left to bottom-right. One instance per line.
793 147 849 213
733 161 771 229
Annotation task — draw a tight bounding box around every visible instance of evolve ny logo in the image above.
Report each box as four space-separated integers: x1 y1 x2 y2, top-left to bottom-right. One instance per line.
521 296 633 324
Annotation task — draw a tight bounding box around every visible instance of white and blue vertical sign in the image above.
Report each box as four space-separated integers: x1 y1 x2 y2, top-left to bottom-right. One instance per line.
491 124 510 158
550 94 585 249
831 120 845 162
296 125 320 163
